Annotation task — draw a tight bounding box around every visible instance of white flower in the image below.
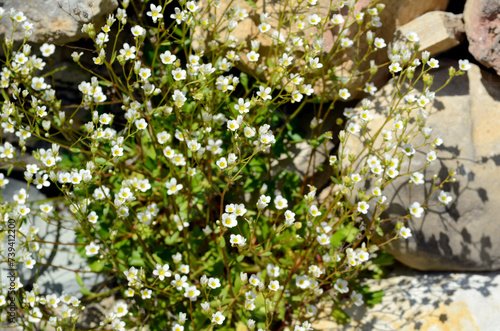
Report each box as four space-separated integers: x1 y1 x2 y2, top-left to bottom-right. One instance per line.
258 22 271 33
165 178 183 195
357 201 369 214
411 172 424 185
88 211 98 224
351 291 364 306
340 37 353 48
139 68 151 81
212 311 225 325
296 275 310 289
334 279 349 293
85 241 99 256
207 277 221 289
216 157 228 169
247 50 260 62
268 280 279 291
160 51 176 64
308 57 323 69
458 59 471 71
274 195 288 210
331 14 344 25
131 25 145 37
357 250 369 262
427 58 439 69
308 14 321 25
399 226 412 239
257 86 272 100
406 31 419 43
346 122 360 134
229 234 246 247
184 285 201 301
374 37 386 49
153 264 172 280
120 43 136 60
339 88 351 100
317 234 330 246
309 205 321 217
40 43 56 57
389 62 402 73
135 118 148 130
221 213 237 228
409 202 424 218
147 4 163 23
249 274 261 287
172 68 186 81
402 143 415 156
186 1 199 12
426 150 437 162
227 120 239 131
438 191 453 205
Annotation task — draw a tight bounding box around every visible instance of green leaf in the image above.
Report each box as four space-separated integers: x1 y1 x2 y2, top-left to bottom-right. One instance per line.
144 156 157 172
89 261 104 272
165 231 179 245
236 255 244 262
332 307 351 324
110 50 117 64
75 273 84 287
244 0 258 9
128 250 146 267
6 165 13 176
240 72 249 91
80 287 94 296
260 251 272 257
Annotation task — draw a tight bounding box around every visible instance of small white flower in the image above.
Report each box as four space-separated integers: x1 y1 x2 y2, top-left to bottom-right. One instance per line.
357 201 369 214
458 59 471 71
399 226 412 239
409 202 424 218
438 191 453 205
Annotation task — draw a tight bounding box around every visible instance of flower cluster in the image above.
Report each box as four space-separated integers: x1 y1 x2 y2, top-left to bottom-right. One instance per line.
0 1 466 330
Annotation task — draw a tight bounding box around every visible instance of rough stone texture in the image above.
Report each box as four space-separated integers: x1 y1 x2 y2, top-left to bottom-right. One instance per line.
1 178 104 295
395 11 465 57
345 60 500 271
0 0 119 44
313 265 500 331
464 0 500 75
193 0 450 99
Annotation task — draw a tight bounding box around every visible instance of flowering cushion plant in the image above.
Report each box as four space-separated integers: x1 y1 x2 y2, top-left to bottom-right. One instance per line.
0 0 466 330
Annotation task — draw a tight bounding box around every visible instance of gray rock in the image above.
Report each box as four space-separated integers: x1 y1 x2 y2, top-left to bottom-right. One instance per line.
2 177 103 295
464 0 500 75
313 265 500 330
345 60 500 271
0 0 118 44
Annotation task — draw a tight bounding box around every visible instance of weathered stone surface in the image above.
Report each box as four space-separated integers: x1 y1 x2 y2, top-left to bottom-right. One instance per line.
345 60 500 271
193 0 450 99
2 178 103 295
464 0 500 75
395 11 465 57
313 265 500 330
0 0 118 44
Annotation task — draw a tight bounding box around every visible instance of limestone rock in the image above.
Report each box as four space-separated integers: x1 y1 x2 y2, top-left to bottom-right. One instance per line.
313 265 500 330
345 60 500 271
2 178 104 294
0 0 119 44
395 11 465 57
464 0 500 75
